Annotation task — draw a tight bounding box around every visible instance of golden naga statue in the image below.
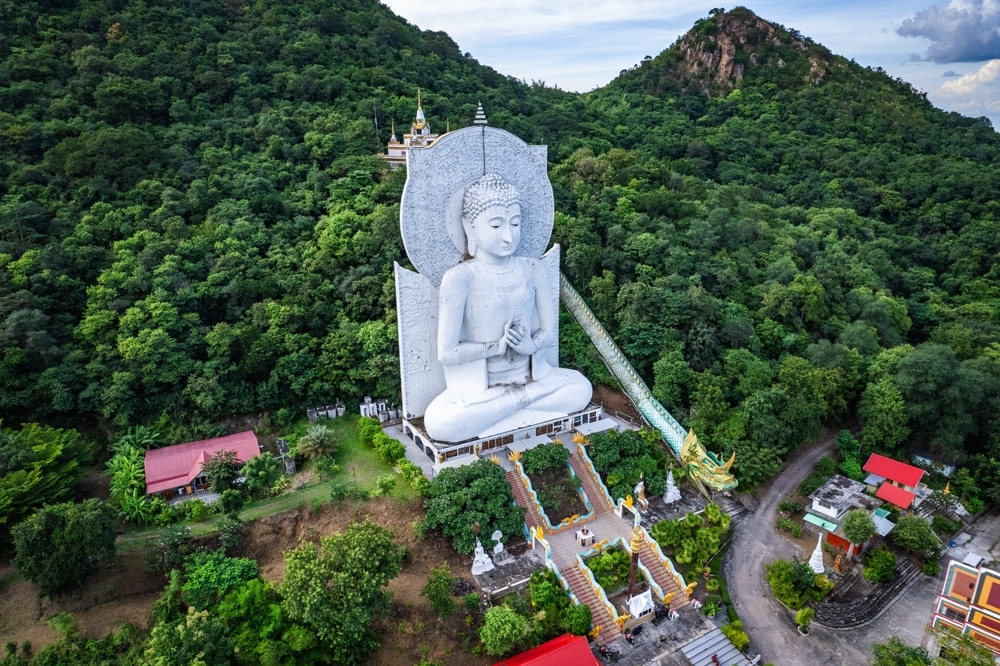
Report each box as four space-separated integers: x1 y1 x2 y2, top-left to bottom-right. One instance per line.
680 429 737 495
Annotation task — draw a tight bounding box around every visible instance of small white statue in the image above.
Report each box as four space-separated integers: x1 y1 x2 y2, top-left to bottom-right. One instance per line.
471 537 495 575
662 470 681 504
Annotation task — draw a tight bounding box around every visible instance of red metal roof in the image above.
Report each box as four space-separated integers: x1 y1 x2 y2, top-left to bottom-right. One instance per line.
863 453 925 488
493 634 600 666
144 431 260 494
876 482 917 510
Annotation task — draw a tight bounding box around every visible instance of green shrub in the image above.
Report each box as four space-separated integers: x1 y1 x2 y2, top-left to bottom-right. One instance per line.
521 443 570 475
863 546 897 584
815 456 836 477
358 417 382 448
705 578 721 592
922 560 940 576
721 620 749 651
562 603 592 636
931 514 961 537
777 501 802 515
797 474 825 496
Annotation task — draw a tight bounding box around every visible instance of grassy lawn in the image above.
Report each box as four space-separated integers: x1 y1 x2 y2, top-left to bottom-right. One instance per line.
118 415 416 547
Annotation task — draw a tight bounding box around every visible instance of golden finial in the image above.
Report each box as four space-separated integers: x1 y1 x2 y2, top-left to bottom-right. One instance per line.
943 482 950 495
488 455 501 466
630 526 644 553
508 450 522 463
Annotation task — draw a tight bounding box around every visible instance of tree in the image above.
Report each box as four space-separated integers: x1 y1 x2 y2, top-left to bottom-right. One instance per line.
0 424 90 542
182 549 259 610
296 424 340 460
12 499 116 598
841 509 876 546
892 515 939 554
423 459 525 555
201 449 242 493
479 605 529 656
281 519 405 666
870 636 931 666
143 607 234 666
241 454 282 499
420 563 457 619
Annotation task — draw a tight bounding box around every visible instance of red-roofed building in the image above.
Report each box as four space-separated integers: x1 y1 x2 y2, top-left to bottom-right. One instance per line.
144 431 261 498
876 482 917 510
863 453 925 491
493 634 600 666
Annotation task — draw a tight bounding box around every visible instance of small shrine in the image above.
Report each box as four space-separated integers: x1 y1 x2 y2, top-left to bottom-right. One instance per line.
381 90 440 170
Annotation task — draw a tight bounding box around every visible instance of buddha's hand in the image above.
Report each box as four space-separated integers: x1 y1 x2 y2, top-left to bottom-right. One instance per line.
503 316 536 355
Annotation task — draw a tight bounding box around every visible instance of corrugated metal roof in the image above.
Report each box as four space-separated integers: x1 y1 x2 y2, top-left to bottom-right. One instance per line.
144 431 260 494
876 482 917 510
804 512 839 531
681 627 750 666
494 634 600 666
863 453 924 488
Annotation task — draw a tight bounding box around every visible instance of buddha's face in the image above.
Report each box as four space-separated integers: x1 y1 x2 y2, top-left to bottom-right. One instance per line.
468 204 521 259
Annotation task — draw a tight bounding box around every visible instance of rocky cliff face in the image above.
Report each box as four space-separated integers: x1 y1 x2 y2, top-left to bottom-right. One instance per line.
630 7 836 98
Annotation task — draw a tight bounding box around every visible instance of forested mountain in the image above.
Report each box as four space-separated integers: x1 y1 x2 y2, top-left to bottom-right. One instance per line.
1 1 998 494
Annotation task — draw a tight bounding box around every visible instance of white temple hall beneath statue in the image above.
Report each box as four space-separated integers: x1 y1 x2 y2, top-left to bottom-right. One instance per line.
393 116 607 471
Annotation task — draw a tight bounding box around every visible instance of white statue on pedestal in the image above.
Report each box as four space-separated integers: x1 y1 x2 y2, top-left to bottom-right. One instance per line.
471 538 495 575
663 470 681 504
395 125 592 443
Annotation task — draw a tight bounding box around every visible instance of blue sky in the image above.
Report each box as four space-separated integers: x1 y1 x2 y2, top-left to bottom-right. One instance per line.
381 1 1000 129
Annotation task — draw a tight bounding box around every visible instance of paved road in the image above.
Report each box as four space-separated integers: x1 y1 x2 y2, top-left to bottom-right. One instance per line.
724 435 940 665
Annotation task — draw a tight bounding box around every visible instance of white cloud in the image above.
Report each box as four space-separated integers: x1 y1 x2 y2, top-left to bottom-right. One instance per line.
940 58 1000 94
898 0 1000 62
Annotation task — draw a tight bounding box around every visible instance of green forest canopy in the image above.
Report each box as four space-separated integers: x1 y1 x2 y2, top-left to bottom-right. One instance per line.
1 0 999 486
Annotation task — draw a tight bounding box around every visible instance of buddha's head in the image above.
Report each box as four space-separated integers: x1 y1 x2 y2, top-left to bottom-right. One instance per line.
461 173 522 259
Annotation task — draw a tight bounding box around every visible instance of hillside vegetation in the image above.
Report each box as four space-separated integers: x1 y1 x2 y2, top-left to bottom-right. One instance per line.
1 0 998 497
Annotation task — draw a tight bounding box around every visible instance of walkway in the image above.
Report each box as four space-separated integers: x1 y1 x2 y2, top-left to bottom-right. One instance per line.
507 439 687 646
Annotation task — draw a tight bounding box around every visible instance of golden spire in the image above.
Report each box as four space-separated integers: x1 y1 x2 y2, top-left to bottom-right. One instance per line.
630 525 643 553
413 88 426 131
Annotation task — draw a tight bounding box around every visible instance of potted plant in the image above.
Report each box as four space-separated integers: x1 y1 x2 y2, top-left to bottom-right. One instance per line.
795 607 814 635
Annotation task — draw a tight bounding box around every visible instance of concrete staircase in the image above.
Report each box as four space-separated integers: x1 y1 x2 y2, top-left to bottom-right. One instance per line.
559 561 620 646
640 540 688 610
808 558 922 628
566 446 615 515
506 469 546 533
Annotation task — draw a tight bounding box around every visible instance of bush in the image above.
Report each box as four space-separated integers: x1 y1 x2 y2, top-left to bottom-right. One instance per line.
777 501 802 515
358 417 382 447
562 604 592 636
372 432 405 465
776 517 801 537
721 620 749 651
218 489 245 515
372 474 397 497
922 560 940 576
521 443 570 476
815 456 836 477
705 578 721 592
931 514 961 538
183 499 212 522
398 460 430 496
795 607 814 629
839 459 864 481
863 546 897 584
217 514 245 554
797 474 825 496
421 563 457 619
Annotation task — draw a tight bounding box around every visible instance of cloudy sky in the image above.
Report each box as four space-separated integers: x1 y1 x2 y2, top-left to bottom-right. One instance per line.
381 0 1000 129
